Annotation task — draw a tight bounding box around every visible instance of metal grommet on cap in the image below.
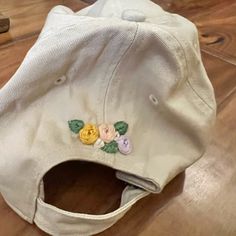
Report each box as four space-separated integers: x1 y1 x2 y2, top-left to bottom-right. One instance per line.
121 9 146 22
54 75 67 85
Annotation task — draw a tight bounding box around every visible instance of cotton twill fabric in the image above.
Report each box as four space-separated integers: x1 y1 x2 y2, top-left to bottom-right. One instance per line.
0 0 216 235
34 186 149 236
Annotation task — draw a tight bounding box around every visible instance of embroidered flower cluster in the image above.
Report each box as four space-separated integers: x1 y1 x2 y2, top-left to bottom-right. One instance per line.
68 120 132 155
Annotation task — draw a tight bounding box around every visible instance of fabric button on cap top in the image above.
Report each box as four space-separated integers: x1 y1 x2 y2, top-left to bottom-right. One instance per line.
121 9 146 22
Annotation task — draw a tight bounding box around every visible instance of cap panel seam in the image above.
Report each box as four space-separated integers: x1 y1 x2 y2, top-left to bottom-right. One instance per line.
162 29 214 111
142 22 214 111
102 23 139 123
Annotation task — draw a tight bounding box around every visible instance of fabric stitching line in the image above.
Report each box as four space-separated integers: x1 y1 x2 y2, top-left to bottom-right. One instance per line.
37 17 135 43
34 191 148 236
3 197 32 223
23 94 49 221
149 28 182 83
136 25 183 182
102 23 139 122
146 21 214 111
35 220 88 236
36 190 147 219
163 29 214 111
35 219 89 236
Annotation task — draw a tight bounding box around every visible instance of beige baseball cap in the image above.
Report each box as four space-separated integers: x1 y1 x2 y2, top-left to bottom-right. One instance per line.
0 0 216 235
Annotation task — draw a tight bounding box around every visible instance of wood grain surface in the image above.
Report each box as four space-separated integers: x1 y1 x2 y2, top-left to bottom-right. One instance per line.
0 0 236 236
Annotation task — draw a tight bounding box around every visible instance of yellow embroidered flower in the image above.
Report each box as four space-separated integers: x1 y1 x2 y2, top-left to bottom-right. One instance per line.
79 124 99 145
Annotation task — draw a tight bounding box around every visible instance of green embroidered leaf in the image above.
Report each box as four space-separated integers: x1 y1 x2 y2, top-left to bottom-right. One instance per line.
101 141 119 154
114 121 128 135
68 120 84 134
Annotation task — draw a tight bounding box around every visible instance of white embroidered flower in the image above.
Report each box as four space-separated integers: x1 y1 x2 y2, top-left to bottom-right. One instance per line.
94 138 105 149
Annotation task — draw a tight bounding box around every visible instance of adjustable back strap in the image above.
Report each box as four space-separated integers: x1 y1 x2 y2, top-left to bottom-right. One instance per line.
34 185 149 236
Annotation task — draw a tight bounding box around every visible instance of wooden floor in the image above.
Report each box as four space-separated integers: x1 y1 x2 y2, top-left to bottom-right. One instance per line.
0 0 236 235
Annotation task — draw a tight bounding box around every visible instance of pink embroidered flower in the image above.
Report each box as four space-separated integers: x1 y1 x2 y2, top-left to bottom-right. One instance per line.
116 136 132 155
98 124 116 143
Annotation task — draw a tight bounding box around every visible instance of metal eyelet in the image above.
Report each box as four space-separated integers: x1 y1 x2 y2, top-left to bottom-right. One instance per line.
149 94 159 106
54 75 67 85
